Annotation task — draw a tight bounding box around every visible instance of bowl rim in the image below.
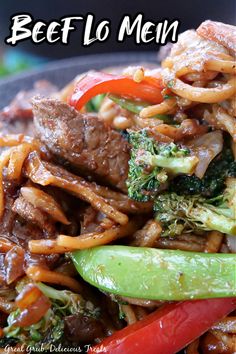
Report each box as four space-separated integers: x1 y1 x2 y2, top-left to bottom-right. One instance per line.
0 51 157 108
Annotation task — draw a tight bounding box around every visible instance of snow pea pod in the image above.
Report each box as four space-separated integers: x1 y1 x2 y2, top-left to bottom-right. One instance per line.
109 95 172 123
72 246 236 301
86 94 105 112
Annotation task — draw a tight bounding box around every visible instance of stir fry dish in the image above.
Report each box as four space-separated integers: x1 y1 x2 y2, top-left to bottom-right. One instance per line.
0 20 235 353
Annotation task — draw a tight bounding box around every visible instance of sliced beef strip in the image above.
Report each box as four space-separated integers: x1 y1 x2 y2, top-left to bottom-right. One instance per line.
4 246 25 285
0 180 59 288
64 314 104 344
43 186 82 236
0 81 57 122
0 81 57 140
32 98 130 191
0 119 35 137
12 195 55 236
80 206 105 234
1 179 53 245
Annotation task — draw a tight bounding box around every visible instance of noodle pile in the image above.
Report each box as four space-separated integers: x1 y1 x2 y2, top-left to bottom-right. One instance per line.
0 20 235 353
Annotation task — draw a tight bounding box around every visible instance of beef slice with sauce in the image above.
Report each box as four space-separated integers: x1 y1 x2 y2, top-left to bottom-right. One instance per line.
0 81 57 123
0 182 59 287
32 98 130 191
64 314 104 344
0 81 58 143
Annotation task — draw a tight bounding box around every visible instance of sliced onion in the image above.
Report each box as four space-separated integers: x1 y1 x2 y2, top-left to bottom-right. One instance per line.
21 186 70 225
188 131 223 178
4 246 25 285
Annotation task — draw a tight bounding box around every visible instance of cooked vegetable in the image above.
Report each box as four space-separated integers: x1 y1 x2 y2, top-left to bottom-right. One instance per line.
0 337 17 348
1 282 99 349
155 179 236 236
21 186 70 225
72 246 236 300
3 305 63 348
127 130 198 201
1 20 236 353
154 119 208 142
89 298 236 354
109 94 171 122
170 146 236 197
188 131 223 179
12 284 51 328
86 94 105 112
69 71 164 110
15 283 42 310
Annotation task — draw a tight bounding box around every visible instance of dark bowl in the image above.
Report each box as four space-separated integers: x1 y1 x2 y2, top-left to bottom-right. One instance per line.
0 52 157 108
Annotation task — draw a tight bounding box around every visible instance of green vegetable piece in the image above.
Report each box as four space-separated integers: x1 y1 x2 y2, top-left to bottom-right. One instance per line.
126 130 198 201
170 146 236 197
86 94 105 112
167 80 175 88
154 181 236 236
0 337 17 348
163 94 172 100
109 94 171 122
138 151 198 174
1 283 100 348
72 246 236 301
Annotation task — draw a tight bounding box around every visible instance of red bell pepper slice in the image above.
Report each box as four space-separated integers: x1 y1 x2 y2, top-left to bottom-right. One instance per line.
89 298 236 354
69 71 164 110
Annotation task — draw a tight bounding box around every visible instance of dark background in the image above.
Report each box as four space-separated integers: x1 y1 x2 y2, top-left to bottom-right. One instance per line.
1 0 235 59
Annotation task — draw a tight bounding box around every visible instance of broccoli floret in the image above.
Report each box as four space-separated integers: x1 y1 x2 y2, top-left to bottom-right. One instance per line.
154 178 236 237
119 129 129 141
127 130 198 201
0 337 17 348
170 147 236 197
217 178 236 219
2 283 100 350
4 307 64 349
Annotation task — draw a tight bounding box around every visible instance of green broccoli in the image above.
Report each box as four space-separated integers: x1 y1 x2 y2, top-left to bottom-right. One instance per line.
127 130 198 201
0 337 18 348
154 178 236 237
1 283 100 350
170 146 236 197
3 307 64 349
